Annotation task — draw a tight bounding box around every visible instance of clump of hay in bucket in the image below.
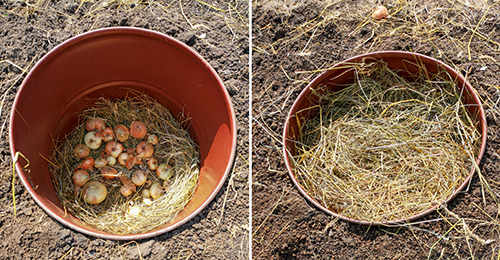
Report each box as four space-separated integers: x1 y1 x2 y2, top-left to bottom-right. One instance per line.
291 61 481 223
50 92 199 234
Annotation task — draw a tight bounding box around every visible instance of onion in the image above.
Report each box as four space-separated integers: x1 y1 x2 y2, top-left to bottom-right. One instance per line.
72 169 89 187
101 166 118 179
125 155 138 170
99 127 114 142
118 153 129 166
150 182 163 200
105 141 124 158
73 144 90 159
120 185 135 197
156 163 173 181
95 157 107 168
130 121 147 139
79 157 94 170
147 158 158 171
142 188 151 198
372 5 388 20
119 175 137 197
106 156 116 166
83 181 107 205
86 118 105 131
136 141 154 158
84 131 102 150
114 124 130 142
147 134 159 145
131 170 147 186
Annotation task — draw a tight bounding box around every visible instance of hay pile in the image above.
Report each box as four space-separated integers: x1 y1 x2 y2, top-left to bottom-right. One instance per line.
292 61 481 223
50 93 200 234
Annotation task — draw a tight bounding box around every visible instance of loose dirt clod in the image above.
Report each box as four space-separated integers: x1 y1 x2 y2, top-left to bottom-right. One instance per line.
291 60 481 223
50 92 200 234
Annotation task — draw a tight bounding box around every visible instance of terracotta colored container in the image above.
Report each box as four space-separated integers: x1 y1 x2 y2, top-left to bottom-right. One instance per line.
283 51 487 225
9 27 237 239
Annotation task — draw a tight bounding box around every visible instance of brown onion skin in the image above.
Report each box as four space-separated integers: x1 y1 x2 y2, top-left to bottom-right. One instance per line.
130 121 147 139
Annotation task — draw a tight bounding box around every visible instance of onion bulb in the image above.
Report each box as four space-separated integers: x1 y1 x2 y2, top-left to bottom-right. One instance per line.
95 157 107 168
156 163 173 181
99 127 114 142
106 156 116 166
105 141 124 158
118 153 129 166
101 166 118 179
136 141 154 158
114 124 129 142
73 144 90 159
372 5 388 20
131 170 147 186
85 118 105 132
79 157 94 170
119 175 136 197
147 134 159 145
142 188 151 198
150 182 163 200
83 181 107 205
130 121 147 139
84 131 102 150
72 169 89 187
147 158 158 171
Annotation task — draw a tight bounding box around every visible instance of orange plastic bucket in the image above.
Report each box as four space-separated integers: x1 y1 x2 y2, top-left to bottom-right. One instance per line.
10 27 237 239
283 51 487 225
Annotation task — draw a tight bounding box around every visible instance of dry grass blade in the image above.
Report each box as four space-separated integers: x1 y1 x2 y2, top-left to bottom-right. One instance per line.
291 61 481 223
50 92 200 234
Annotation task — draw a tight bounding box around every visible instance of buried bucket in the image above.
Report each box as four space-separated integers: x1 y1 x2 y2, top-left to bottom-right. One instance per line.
9 27 237 240
283 51 487 225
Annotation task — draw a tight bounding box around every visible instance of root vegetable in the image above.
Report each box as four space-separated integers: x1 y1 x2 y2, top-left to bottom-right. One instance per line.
83 181 107 205
125 155 137 169
147 158 158 171
142 188 151 198
105 141 124 158
119 175 136 197
86 118 105 131
130 121 147 139
136 141 154 158
95 157 107 168
101 166 118 179
372 5 388 20
150 182 163 200
106 156 116 166
147 134 158 145
99 127 114 142
73 144 90 159
114 125 130 142
131 170 147 186
72 169 89 187
156 163 173 181
118 153 129 166
84 131 103 150
79 157 95 170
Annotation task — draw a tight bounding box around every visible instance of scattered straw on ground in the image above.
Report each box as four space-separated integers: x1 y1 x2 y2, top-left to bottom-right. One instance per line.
50 92 200 234
291 60 481 223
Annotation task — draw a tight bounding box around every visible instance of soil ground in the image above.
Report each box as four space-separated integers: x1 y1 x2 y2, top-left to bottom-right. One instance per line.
252 0 499 259
0 0 248 259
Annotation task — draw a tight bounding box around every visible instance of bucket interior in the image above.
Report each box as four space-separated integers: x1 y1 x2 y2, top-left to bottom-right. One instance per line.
10 28 236 238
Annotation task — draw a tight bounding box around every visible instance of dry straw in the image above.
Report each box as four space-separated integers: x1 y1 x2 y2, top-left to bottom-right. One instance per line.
50 92 200 234
292 61 481 223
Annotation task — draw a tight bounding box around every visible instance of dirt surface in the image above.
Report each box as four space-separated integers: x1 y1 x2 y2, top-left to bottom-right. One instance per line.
252 0 499 259
0 0 248 259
